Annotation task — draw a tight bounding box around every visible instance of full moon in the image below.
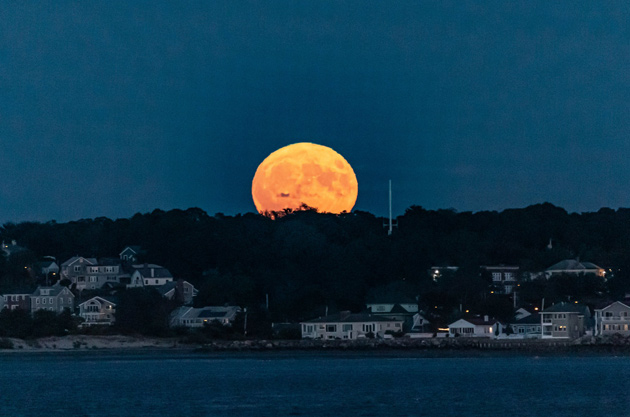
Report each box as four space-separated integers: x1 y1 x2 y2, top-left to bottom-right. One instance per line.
252 143 358 214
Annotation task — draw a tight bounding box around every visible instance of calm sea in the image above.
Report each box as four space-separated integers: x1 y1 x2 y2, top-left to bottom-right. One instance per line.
0 350 629 416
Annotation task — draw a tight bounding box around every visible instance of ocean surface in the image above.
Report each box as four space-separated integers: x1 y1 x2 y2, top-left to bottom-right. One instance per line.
1 350 629 416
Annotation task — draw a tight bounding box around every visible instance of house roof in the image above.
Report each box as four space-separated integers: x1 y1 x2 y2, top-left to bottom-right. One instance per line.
464 317 498 326
543 302 589 314
593 300 630 311
132 264 173 279
157 281 177 296
61 256 97 267
78 295 117 308
546 259 602 272
97 258 122 267
304 312 404 324
32 284 72 298
120 246 141 255
34 260 57 269
510 313 541 325
172 306 241 321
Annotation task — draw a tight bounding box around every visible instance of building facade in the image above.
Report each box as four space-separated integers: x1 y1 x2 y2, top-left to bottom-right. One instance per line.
448 317 501 337
128 264 174 288
30 285 74 314
593 301 630 336
541 303 589 339
301 312 404 340
78 296 116 326
481 265 519 294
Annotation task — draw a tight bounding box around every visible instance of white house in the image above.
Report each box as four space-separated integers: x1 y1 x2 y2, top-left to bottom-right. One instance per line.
301 311 404 340
78 296 116 326
593 301 630 336
545 259 605 279
128 264 174 288
448 316 501 337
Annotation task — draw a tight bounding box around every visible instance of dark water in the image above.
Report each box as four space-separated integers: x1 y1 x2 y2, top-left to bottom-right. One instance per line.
1 351 629 416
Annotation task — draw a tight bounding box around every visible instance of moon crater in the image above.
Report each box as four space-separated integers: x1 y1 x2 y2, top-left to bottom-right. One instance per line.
252 142 358 214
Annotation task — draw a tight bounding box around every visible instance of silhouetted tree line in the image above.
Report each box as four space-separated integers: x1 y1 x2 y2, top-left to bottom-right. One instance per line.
1 203 630 329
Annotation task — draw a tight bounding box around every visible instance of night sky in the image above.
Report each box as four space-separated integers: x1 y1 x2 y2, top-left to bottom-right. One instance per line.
0 2 628 223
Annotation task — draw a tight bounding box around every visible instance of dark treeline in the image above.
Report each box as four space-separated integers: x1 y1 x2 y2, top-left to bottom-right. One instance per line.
2 203 630 329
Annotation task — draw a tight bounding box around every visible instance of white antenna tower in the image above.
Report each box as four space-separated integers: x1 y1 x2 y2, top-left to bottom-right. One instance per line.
384 180 398 235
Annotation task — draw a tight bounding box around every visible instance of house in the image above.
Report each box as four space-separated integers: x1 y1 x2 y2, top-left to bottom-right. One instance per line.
170 306 242 328
119 246 142 263
34 259 60 280
78 296 116 326
1 240 26 256
301 311 404 340
128 264 173 288
409 312 431 333
507 313 541 338
30 285 74 314
428 266 459 282
545 259 605 279
366 298 418 331
481 265 519 294
541 302 590 339
60 256 98 288
448 316 501 337
77 258 130 290
593 301 630 336
3 294 31 310
157 279 198 305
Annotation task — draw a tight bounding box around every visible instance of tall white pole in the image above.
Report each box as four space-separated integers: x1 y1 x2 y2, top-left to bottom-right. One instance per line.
388 180 393 236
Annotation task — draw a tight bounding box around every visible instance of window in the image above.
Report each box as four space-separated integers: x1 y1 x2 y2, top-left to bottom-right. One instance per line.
36 299 40 304
326 325 337 332
106 267 114 273
90 267 99 273
42 298 46 305
505 272 515 281
90 276 97 283
155 280 159 284
74 266 81 272
492 272 501 282
342 324 352 332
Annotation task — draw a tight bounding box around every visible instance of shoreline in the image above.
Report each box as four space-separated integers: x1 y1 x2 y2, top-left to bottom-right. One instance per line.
2 334 630 355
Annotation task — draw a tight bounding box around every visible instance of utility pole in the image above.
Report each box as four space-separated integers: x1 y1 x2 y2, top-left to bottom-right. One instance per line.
243 308 248 337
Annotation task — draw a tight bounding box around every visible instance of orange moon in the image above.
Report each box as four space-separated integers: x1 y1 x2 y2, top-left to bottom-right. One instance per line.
252 143 358 214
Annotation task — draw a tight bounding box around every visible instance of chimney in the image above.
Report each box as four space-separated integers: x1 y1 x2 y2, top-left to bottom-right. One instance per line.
151 268 154 278
484 315 489 322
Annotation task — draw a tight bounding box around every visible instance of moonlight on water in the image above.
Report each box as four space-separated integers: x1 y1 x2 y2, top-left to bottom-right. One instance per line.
252 143 358 215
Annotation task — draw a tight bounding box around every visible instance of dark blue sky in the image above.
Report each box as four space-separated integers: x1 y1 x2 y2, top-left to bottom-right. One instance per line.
0 2 628 222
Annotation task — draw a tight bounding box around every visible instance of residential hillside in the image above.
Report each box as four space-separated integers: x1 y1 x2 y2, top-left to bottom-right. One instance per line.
0 203 629 328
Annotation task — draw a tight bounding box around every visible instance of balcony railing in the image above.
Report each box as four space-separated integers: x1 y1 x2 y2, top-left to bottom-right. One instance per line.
601 317 630 322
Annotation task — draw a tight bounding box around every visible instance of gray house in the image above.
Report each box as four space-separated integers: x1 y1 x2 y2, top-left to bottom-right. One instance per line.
60 256 98 288
157 279 198 305
170 306 241 328
541 302 590 339
30 285 74 314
